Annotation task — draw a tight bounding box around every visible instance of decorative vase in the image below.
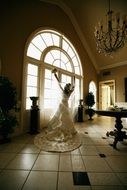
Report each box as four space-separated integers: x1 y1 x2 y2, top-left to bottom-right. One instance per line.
30 97 39 109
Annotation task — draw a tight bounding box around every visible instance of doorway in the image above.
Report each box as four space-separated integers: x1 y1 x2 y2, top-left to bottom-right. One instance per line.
99 80 115 110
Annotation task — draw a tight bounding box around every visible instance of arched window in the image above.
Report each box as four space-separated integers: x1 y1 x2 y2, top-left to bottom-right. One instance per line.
89 81 97 109
24 29 83 128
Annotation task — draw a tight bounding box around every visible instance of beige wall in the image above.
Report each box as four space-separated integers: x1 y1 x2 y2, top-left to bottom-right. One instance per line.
1 1 97 133
1 0 97 101
98 65 127 102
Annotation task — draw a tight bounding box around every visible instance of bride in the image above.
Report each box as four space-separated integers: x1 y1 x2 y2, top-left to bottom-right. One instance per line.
34 68 81 152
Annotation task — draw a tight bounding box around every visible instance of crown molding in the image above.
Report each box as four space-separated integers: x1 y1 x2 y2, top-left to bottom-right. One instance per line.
40 0 99 72
99 60 127 70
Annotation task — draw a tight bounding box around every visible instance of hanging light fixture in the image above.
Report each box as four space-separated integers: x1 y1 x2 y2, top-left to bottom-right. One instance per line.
94 0 127 55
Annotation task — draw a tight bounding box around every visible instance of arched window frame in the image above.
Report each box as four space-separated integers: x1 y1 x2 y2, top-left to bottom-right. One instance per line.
23 30 83 129
89 81 97 109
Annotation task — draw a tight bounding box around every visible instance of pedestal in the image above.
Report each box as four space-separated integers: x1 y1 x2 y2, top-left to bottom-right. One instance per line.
29 97 39 134
78 105 84 122
30 108 39 134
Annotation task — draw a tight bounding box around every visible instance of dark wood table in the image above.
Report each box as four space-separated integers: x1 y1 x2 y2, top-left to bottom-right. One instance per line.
96 110 127 148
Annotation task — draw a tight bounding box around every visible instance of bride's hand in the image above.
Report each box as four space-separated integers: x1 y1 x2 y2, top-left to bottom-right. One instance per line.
52 68 57 74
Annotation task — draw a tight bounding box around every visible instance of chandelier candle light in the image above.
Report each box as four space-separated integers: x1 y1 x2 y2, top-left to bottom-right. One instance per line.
94 0 127 55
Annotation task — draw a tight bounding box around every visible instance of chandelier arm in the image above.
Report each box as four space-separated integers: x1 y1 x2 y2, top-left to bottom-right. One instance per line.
112 32 120 49
104 32 113 51
109 32 113 49
97 37 110 53
113 31 126 49
114 37 125 49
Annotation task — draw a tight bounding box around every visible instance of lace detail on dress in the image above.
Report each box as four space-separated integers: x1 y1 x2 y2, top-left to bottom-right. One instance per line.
34 128 81 152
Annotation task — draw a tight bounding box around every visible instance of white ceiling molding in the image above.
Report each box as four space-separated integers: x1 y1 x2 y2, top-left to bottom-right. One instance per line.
40 0 99 72
100 61 127 70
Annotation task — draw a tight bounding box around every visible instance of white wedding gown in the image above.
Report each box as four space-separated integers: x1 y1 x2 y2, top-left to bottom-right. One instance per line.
34 90 81 152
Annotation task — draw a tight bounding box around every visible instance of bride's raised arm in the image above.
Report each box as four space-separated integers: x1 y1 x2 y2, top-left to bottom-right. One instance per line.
71 76 75 91
52 68 64 92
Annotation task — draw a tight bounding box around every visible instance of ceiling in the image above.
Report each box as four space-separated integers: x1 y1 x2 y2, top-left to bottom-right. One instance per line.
41 0 127 72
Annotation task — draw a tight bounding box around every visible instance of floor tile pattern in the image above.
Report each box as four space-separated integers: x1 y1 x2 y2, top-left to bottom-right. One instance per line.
0 116 127 189
73 171 90 185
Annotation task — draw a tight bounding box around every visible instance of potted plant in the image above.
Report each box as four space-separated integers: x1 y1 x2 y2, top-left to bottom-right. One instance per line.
85 92 95 120
0 76 18 143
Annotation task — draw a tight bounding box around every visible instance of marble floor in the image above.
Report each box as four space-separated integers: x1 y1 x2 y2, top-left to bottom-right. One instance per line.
0 116 127 190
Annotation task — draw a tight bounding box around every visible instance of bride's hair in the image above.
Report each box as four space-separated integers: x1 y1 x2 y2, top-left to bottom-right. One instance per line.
63 83 72 95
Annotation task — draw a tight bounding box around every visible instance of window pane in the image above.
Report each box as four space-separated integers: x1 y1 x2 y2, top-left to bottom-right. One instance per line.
52 80 58 90
66 63 72 72
61 74 71 84
75 67 80 74
44 89 52 98
51 50 60 59
66 76 71 83
67 46 75 58
26 98 32 110
72 56 79 66
89 82 96 92
41 33 53 46
61 62 66 70
75 86 80 95
62 39 69 51
52 33 60 46
51 89 58 98
27 87 37 97
44 99 51 108
28 64 38 76
44 99 58 109
61 52 69 64
27 43 41 60
51 99 58 108
27 75 37 87
44 52 54 64
45 69 52 79
53 60 60 67
75 78 79 86
32 35 46 52
61 74 67 83
74 78 80 106
44 79 52 88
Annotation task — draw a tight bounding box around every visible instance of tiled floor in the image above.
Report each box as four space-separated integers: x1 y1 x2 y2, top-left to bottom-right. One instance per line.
0 116 127 190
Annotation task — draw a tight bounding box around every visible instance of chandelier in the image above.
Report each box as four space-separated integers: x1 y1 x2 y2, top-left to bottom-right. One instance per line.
94 0 127 55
